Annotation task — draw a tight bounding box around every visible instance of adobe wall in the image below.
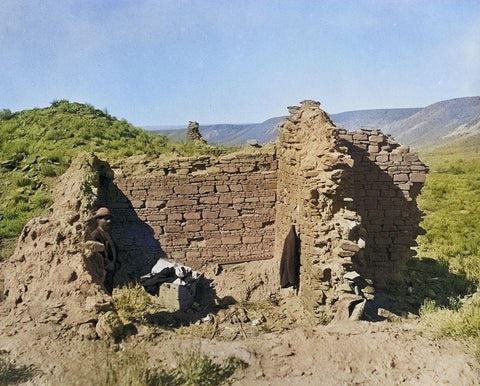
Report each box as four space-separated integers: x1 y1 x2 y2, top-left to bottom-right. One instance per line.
105 151 277 281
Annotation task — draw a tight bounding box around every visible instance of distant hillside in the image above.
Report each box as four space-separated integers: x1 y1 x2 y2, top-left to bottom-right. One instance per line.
331 108 421 131
152 117 285 145
388 97 480 147
150 97 480 148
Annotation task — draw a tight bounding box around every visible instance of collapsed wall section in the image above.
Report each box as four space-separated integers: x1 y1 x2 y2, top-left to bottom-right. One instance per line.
275 101 428 321
1 153 113 333
107 151 277 280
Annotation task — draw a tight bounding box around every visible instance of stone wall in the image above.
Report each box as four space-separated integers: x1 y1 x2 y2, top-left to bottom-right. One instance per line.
106 151 277 281
101 102 427 319
338 129 428 290
274 101 428 320
275 101 364 320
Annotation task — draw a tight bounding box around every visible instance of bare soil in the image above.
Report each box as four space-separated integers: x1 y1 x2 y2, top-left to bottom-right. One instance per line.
1 313 479 385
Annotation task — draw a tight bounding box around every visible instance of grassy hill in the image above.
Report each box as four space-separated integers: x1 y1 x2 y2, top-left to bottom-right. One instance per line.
0 100 216 256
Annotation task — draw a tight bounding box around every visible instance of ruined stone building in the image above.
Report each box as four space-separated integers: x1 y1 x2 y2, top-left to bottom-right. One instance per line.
103 100 427 319
2 100 427 326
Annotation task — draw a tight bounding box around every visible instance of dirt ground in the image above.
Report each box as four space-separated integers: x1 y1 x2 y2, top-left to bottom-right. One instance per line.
1 319 479 385
1 292 479 385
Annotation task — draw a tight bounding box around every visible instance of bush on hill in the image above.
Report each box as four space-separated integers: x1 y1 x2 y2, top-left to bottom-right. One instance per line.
0 100 218 255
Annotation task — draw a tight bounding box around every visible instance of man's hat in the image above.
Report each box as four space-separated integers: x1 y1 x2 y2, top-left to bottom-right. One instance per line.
94 207 110 219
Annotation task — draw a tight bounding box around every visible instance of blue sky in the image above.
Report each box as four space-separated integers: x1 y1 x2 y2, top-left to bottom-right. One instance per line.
1 0 479 126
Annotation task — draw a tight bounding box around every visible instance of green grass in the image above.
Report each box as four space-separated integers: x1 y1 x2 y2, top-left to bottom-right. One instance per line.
417 149 480 285
0 100 226 255
414 135 480 353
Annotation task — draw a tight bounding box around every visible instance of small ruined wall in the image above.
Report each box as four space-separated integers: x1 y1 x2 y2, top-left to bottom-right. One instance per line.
338 129 428 289
1 153 113 332
106 151 277 280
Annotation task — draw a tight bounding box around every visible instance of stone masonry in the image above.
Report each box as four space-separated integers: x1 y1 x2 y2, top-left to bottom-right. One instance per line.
338 129 427 290
275 101 363 319
106 151 277 281
100 101 427 319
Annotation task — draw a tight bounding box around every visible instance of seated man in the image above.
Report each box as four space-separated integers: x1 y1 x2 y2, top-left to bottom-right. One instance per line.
88 207 118 293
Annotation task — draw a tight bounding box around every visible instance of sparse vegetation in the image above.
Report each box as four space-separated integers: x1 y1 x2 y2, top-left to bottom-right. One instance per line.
112 284 158 322
0 351 36 385
59 346 247 386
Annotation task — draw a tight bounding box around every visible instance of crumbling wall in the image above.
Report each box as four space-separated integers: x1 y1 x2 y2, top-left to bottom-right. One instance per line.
106 150 277 280
275 101 428 321
275 101 364 320
1 153 113 336
338 129 428 290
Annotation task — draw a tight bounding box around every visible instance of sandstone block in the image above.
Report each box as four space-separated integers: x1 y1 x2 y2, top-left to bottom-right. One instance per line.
376 154 389 163
203 210 219 219
200 196 219 204
174 185 198 195
184 211 201 220
199 185 214 194
165 225 182 233
167 198 198 207
393 174 409 182
183 224 202 232
220 208 239 217
222 236 242 245
219 195 233 204
243 236 262 244
410 173 426 183
203 223 218 231
168 213 183 221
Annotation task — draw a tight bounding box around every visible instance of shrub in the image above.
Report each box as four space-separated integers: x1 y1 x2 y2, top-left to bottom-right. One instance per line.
13 175 32 187
170 347 247 386
0 109 14 120
112 284 156 322
420 296 480 340
0 351 36 384
38 164 58 177
29 190 52 209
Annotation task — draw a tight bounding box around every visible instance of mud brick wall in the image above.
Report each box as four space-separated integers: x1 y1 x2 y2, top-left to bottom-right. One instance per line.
338 129 428 290
106 151 277 280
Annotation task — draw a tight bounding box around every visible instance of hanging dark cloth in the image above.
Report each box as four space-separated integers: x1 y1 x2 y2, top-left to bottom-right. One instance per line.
280 225 300 288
